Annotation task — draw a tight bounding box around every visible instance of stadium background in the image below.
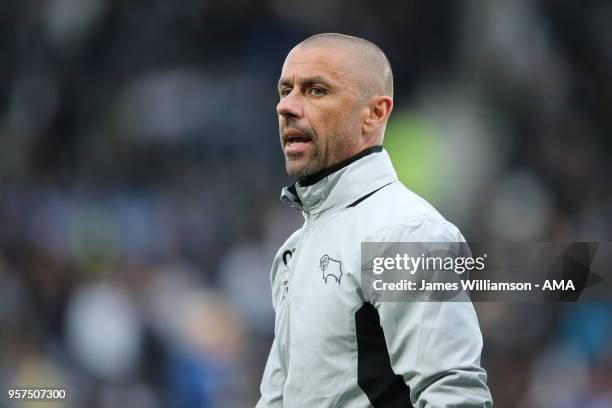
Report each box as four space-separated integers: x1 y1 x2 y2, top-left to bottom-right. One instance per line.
1 0 611 407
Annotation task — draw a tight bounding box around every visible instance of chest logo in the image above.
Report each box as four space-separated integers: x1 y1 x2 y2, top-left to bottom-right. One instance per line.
320 255 343 284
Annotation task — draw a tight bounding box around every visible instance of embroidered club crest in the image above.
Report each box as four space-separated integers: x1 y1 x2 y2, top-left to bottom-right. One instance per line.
320 254 343 284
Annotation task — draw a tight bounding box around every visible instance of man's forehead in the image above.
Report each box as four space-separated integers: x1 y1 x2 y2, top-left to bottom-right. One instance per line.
280 46 353 83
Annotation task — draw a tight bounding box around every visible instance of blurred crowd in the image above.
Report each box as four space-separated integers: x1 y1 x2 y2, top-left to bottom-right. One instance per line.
1 0 611 407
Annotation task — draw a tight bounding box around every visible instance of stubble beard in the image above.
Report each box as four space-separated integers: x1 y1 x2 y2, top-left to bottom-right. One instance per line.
285 145 324 179
284 131 356 179
281 122 324 179
282 116 359 179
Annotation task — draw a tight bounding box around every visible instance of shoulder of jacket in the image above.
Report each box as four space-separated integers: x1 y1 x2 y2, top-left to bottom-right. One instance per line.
366 215 464 243
355 181 439 217
355 182 463 240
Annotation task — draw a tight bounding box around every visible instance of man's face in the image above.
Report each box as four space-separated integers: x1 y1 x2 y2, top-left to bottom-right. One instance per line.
277 46 365 178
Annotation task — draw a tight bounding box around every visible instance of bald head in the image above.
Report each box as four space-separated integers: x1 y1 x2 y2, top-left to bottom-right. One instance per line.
297 33 393 99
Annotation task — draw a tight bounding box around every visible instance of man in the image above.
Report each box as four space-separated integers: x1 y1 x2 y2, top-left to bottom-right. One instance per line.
257 33 492 407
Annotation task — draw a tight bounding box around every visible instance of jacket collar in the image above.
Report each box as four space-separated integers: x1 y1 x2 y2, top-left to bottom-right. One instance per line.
280 146 397 214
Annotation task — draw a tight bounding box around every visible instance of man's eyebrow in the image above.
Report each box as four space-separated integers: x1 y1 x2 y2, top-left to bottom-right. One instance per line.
278 77 291 90
277 76 334 90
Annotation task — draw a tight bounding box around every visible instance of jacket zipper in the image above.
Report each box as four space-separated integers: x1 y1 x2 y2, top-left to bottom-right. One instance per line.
283 209 311 374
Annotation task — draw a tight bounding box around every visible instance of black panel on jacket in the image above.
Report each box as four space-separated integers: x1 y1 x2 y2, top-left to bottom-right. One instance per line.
355 302 414 407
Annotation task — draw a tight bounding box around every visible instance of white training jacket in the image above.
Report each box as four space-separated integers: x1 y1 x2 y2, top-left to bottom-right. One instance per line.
256 146 492 408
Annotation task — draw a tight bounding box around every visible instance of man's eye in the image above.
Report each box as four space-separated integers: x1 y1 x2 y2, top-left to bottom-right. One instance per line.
309 87 325 96
280 88 292 97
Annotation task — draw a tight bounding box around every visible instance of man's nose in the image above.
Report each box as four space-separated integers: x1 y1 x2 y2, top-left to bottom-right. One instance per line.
277 91 304 119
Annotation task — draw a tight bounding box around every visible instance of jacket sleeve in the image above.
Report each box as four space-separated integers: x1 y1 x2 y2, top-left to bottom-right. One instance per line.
255 337 285 407
370 219 492 407
256 246 289 407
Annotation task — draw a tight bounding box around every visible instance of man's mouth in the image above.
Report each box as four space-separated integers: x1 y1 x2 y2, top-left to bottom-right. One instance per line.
286 136 312 145
283 128 313 155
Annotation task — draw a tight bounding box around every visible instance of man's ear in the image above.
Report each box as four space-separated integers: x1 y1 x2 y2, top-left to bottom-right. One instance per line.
362 95 393 136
